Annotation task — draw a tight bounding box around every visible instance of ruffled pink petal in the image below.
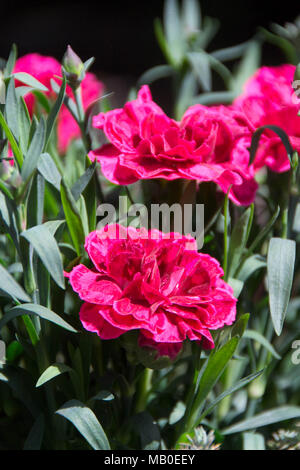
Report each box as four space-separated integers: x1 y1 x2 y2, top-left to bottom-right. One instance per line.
68 264 122 305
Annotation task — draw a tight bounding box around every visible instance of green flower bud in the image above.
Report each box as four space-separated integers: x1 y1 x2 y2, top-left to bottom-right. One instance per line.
62 45 85 88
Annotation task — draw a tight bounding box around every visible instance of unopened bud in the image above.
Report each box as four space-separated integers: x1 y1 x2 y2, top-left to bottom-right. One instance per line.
62 45 85 88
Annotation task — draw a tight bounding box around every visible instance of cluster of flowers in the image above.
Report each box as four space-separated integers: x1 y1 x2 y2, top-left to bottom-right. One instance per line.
10 54 300 358
90 64 299 206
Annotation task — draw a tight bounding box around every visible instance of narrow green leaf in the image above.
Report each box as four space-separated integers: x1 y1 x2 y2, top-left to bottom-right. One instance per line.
0 110 23 167
21 224 65 289
51 79 79 121
56 399 110 450
0 263 31 302
37 153 62 190
243 432 265 450
83 57 95 72
154 18 174 65
247 206 280 254
4 44 17 78
45 75 66 148
188 336 239 429
0 192 20 252
199 369 264 421
187 52 212 91
250 126 293 166
175 71 197 120
32 90 51 113
164 0 185 66
243 329 281 360
292 202 300 232
223 406 300 435
267 237 296 335
5 77 19 140
228 278 244 298
61 180 86 256
43 219 65 236
23 414 45 450
211 41 251 62
191 91 236 106
229 40 261 95
137 65 174 86
132 412 161 450
12 72 48 92
0 303 77 333
238 255 266 282
0 364 40 417
18 96 31 153
227 206 253 279
36 363 73 387
6 340 23 362
231 313 250 338
15 86 34 99
91 391 115 402
21 116 46 181
71 161 96 201
182 0 201 33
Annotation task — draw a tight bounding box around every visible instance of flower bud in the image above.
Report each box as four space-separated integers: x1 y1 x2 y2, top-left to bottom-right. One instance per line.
62 45 85 88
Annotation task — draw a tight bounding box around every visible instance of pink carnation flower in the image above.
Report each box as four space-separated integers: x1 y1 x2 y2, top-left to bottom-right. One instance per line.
89 85 257 205
66 224 237 359
13 53 104 153
233 65 300 173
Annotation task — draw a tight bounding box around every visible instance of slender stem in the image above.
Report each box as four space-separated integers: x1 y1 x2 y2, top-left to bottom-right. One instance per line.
223 193 229 280
174 346 203 447
73 86 90 151
281 207 288 239
134 368 153 413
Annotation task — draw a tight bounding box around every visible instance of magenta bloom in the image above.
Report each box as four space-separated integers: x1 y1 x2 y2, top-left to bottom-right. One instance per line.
66 224 237 359
233 65 299 172
89 85 257 205
13 53 104 153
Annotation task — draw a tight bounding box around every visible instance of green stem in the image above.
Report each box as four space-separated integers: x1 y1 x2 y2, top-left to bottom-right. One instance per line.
281 207 288 239
73 86 90 151
135 368 153 413
174 346 203 447
223 193 229 280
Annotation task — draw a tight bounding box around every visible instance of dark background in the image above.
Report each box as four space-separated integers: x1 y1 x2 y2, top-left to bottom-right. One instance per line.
1 0 299 104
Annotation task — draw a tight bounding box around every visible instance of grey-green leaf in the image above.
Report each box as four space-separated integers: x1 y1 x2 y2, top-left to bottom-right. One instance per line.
227 206 253 279
21 116 46 181
222 406 300 435
164 0 185 66
243 432 265 450
37 153 62 190
23 414 45 450
21 224 65 289
188 336 239 428
0 303 77 333
243 329 281 360
199 369 264 421
5 77 19 140
13 72 48 92
267 237 296 335
36 363 73 387
56 399 110 450
45 75 66 148
0 263 31 302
